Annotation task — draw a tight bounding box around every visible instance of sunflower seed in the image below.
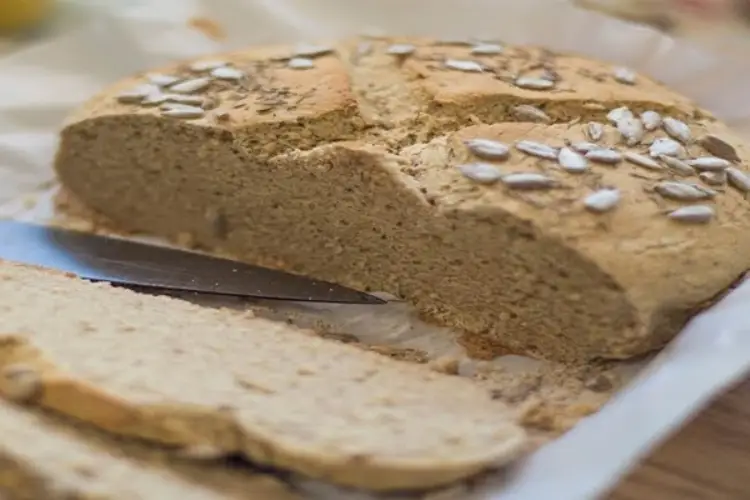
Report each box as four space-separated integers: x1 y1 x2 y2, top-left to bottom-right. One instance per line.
726 167 750 192
147 73 182 87
668 205 714 224
457 163 503 184
464 139 510 161
571 141 601 154
387 44 415 56
616 116 645 146
698 135 740 163
585 148 622 165
140 92 169 106
471 43 504 55
655 181 715 201
640 110 662 131
624 151 662 170
293 44 333 58
585 122 604 142
612 66 636 85
649 138 684 158
699 171 726 186
211 66 245 80
662 117 691 144
607 107 633 125
444 59 483 72
169 78 212 94
512 104 551 123
288 57 315 69
515 140 558 160
686 156 730 171
558 147 588 173
514 77 555 90
658 155 694 176
161 104 206 119
502 173 556 190
189 60 227 72
116 84 160 103
584 189 620 213
160 94 204 105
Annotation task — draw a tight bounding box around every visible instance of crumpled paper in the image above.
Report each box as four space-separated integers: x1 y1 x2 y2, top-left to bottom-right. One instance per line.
2 1 750 499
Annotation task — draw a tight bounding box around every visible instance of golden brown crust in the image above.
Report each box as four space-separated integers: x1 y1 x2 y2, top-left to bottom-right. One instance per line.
54 36 750 364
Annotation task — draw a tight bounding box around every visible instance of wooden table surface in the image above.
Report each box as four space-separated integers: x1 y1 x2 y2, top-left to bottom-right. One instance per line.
610 377 750 499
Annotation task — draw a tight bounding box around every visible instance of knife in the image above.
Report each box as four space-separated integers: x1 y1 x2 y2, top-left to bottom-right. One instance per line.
0 219 385 305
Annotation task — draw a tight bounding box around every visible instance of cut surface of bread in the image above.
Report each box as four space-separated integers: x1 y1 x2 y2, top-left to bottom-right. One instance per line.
0 260 526 491
53 36 750 363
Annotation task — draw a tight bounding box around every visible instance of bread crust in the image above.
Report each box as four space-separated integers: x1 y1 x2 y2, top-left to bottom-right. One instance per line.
54 36 750 363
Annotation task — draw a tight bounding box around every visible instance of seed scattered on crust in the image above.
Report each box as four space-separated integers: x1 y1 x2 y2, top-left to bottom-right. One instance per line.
624 151 662 170
686 156 730 171
512 104 551 123
612 67 636 85
444 59 483 72
140 93 169 106
584 189 620 213
699 171 726 186
0 364 41 404
387 44 415 56
616 116 644 146
211 66 245 80
116 84 160 103
161 104 206 119
189 60 227 72
649 138 684 158
655 181 715 201
292 44 333 58
288 57 315 69
607 106 633 125
457 163 504 184
514 77 555 90
640 111 662 131
169 78 212 94
659 155 694 176
147 73 182 87
726 167 750 192
558 147 588 173
585 148 622 165
668 205 714 224
502 173 556 190
571 142 601 154
585 122 604 142
515 140 558 160
662 117 691 144
471 43 504 55
464 139 510 161
698 135 740 163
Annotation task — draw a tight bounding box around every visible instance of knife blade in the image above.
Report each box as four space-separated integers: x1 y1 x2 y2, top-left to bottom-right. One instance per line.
0 219 385 305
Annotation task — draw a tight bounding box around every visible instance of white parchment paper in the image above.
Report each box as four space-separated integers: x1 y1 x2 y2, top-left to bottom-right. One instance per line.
2 1 750 499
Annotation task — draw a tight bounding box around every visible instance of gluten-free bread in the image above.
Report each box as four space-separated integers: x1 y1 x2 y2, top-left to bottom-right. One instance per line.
0 260 526 491
53 37 750 364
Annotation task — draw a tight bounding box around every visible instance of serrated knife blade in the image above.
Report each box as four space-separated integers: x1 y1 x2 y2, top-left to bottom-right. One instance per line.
0 219 385 305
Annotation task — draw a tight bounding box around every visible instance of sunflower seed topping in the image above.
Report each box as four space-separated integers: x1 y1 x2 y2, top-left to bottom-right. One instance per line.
288 57 315 70
140 93 169 106
584 189 620 213
612 66 636 85
515 140 558 160
512 104 551 123
662 117 691 144
640 110 662 131
699 171 726 186
668 205 714 224
147 73 182 87
169 77 212 94
464 139 510 161
116 84 160 103
649 138 684 158
659 155 694 176
607 106 633 125
571 142 601 154
655 181 715 201
698 135 740 163
471 43 504 55
585 148 622 165
686 156 730 171
189 60 227 72
616 116 644 146
726 167 750 192
158 94 204 105
585 122 604 142
444 59 484 72
387 44 415 56
211 66 245 80
161 104 206 119
502 173 556 190
624 151 662 170
457 163 504 184
514 77 555 90
293 44 333 58
557 147 588 173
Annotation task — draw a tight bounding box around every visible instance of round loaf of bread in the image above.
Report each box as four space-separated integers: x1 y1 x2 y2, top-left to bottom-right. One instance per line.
54 37 750 364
